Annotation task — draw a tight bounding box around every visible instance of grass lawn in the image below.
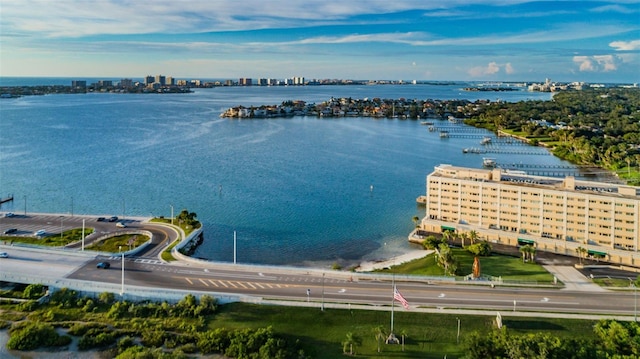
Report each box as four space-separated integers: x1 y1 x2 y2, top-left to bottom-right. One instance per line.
0 227 94 247
376 249 555 284
85 234 148 253
211 303 597 359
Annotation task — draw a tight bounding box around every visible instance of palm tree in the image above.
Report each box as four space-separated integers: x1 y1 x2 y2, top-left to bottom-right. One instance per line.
459 232 469 248
576 246 587 265
442 229 453 244
519 245 530 263
468 230 479 245
373 325 386 353
529 245 537 262
342 332 361 355
399 329 408 352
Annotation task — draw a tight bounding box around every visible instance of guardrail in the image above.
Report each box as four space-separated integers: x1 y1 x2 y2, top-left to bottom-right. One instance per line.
0 272 259 304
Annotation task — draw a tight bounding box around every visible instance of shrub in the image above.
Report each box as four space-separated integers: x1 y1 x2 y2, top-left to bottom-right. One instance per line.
17 300 39 311
7 322 67 350
98 291 116 305
68 322 108 336
22 284 45 299
78 328 117 350
49 288 79 308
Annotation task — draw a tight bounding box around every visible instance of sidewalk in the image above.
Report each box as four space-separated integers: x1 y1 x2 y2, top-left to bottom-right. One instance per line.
543 265 607 292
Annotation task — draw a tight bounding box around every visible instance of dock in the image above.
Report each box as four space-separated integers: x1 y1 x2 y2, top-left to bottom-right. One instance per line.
0 194 13 205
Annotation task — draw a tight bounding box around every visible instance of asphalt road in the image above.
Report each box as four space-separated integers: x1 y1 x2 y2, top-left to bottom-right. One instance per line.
0 213 178 257
0 213 636 317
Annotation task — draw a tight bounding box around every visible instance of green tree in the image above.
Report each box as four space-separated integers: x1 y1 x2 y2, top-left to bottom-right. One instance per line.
576 246 587 265
373 325 386 353
436 243 457 276
342 332 361 355
22 284 45 299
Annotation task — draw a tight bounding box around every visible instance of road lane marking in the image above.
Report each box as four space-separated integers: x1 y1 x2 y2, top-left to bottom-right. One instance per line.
254 283 264 289
235 282 248 289
199 279 209 287
219 281 229 288
245 282 256 289
185 278 193 285
226 282 238 288
208 280 219 287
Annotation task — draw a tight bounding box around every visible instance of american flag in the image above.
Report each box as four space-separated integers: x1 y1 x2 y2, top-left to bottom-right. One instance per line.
394 286 410 310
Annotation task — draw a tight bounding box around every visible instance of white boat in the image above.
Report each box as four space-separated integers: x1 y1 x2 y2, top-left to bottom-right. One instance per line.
440 131 449 138
480 136 492 145
483 157 497 167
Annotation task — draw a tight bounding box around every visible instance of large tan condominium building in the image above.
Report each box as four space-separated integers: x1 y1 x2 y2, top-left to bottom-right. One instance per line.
420 164 640 267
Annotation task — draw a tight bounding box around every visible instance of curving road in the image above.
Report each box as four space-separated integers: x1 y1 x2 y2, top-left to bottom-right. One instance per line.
0 214 637 318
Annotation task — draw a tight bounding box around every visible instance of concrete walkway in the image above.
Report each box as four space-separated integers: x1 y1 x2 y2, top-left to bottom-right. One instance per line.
543 265 607 292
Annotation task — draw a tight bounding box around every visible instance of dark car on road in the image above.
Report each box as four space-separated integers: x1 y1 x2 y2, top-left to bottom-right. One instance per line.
108 216 119 222
3 228 17 234
97 217 105 222
96 262 111 269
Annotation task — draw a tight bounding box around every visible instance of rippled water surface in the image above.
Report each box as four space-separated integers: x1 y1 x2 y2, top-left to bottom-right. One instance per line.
0 84 561 266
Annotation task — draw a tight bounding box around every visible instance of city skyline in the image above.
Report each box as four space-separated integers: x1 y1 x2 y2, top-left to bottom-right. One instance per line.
1 0 639 83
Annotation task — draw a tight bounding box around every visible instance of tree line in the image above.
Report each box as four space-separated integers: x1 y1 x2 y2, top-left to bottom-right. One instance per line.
464 88 640 185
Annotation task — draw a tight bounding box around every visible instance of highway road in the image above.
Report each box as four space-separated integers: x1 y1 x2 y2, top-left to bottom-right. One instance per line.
0 214 636 318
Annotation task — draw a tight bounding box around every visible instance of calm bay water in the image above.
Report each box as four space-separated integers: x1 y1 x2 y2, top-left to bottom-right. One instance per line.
0 81 560 266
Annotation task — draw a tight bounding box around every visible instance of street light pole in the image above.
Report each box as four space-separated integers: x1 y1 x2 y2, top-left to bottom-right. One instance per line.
630 278 637 321
60 216 64 240
457 317 461 344
120 246 124 298
321 272 325 311
81 219 85 251
71 196 73 216
170 205 174 225
23 195 26 216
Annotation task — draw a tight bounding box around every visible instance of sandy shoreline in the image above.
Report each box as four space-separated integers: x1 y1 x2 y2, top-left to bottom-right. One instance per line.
355 249 432 272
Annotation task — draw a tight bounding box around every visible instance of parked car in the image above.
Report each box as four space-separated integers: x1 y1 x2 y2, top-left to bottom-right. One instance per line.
97 217 105 222
3 228 17 234
34 229 46 236
0 252 8 258
108 216 119 222
116 221 126 228
96 262 110 269
4 212 14 218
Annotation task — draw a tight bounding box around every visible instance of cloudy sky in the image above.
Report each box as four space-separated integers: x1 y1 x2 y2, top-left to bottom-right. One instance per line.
1 0 639 82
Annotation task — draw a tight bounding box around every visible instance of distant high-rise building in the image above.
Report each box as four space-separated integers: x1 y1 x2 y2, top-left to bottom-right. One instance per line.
166 76 174 86
145 76 155 85
239 78 252 86
98 80 113 87
258 78 268 86
293 77 305 85
224 80 234 86
155 75 166 86
120 78 133 88
71 80 86 88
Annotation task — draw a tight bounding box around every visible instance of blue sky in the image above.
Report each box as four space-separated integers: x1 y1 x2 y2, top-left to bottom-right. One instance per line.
1 0 639 82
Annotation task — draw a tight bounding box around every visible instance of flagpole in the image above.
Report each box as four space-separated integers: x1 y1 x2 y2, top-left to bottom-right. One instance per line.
391 275 395 333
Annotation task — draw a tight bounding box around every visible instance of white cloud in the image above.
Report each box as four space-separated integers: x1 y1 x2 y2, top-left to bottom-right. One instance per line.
590 4 638 14
468 62 514 77
573 55 622 72
610 40 640 51
505 63 515 74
